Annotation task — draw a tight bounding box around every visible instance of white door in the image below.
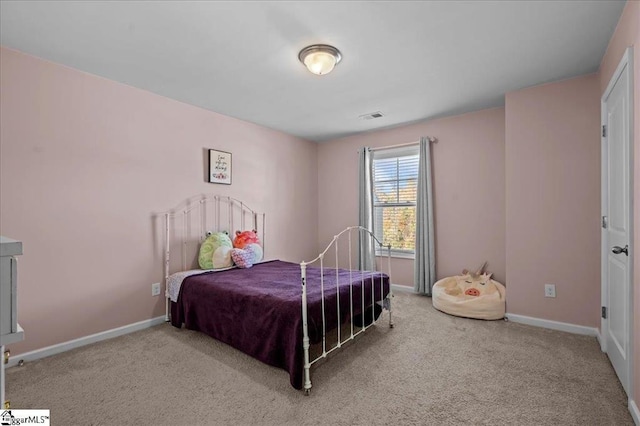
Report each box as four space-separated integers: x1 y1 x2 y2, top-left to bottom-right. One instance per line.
601 48 633 396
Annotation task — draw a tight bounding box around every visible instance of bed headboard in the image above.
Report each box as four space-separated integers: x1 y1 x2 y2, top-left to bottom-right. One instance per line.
162 195 265 276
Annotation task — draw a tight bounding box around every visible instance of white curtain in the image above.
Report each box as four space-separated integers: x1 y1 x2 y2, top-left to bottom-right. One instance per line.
414 137 436 295
358 147 374 271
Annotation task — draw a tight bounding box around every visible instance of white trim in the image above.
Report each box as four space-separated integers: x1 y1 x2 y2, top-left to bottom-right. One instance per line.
505 313 598 336
627 46 635 404
601 46 635 400
0 324 24 346
391 284 415 293
371 144 419 158
5 316 166 368
595 327 604 350
376 251 415 260
600 62 609 352
629 398 639 425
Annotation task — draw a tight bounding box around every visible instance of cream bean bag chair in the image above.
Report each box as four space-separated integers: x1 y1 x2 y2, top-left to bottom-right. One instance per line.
432 265 506 320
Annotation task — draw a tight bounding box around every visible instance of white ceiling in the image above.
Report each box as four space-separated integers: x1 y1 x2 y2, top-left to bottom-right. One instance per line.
0 1 626 142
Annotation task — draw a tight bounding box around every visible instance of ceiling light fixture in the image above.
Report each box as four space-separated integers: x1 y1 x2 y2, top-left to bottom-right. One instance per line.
298 44 342 76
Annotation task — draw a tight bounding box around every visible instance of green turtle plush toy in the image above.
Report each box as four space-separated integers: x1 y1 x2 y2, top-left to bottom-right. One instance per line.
198 231 233 269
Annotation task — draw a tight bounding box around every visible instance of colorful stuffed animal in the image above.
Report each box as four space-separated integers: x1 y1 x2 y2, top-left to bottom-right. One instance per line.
231 245 258 269
233 230 260 248
198 231 233 269
233 230 263 264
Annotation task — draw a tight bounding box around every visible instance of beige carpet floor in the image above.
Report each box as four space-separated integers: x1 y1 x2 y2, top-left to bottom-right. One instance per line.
6 292 633 425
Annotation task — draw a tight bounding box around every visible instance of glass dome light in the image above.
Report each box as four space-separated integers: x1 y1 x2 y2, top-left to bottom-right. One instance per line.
298 44 342 76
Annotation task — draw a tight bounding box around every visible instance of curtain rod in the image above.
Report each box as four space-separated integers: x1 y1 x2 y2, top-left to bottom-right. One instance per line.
368 137 436 152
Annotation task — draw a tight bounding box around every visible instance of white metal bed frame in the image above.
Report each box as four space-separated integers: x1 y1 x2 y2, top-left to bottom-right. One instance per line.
163 195 394 394
300 225 393 394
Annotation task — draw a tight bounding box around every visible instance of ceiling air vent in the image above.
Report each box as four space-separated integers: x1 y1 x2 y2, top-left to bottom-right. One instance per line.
359 111 384 120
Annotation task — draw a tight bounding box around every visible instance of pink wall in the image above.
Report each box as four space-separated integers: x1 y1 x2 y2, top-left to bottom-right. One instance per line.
0 47 319 355
1 1 637 402
318 108 506 287
597 0 640 408
505 74 601 327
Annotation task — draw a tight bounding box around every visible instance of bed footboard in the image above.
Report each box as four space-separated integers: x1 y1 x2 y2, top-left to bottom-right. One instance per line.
300 226 393 395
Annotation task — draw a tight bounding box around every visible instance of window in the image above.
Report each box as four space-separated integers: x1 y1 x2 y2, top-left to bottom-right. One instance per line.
372 146 419 257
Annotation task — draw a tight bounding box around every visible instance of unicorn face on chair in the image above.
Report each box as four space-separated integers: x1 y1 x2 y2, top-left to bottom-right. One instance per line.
443 264 499 299
432 262 506 320
455 272 499 298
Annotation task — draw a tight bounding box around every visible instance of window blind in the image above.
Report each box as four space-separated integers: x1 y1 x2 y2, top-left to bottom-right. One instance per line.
372 148 419 253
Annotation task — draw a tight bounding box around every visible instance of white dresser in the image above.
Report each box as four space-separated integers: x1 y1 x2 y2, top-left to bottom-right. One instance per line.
0 236 24 409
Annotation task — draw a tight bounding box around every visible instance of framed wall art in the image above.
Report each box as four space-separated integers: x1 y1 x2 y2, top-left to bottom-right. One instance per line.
208 149 232 185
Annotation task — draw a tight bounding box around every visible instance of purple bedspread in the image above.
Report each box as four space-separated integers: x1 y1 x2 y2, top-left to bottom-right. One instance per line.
171 260 389 389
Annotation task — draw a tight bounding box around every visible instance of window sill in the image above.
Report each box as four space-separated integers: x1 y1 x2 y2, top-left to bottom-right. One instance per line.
375 251 415 260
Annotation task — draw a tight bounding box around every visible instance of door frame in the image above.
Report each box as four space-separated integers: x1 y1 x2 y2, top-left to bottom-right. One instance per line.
600 46 634 400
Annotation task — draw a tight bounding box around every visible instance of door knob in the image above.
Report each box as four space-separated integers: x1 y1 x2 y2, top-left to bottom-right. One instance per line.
612 245 628 256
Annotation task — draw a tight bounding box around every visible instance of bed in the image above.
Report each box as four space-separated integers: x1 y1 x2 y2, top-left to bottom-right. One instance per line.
162 195 393 394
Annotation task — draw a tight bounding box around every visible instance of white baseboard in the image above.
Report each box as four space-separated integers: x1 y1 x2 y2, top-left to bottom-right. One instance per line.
630 399 639 426
505 313 598 336
595 328 605 350
391 284 415 293
6 316 166 368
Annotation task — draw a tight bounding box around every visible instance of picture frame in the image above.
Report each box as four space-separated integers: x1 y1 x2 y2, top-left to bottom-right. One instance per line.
208 149 232 185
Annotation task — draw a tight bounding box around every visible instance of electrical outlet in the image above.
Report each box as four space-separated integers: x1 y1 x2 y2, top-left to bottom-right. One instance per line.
151 282 161 297
544 284 556 298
